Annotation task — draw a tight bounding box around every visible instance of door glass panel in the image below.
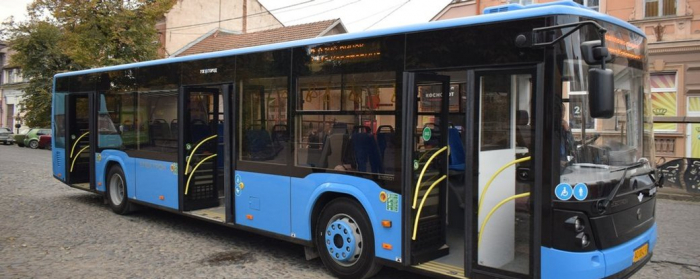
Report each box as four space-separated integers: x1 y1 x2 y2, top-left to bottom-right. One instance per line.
183 88 222 212
410 75 450 263
67 94 91 184
477 73 533 275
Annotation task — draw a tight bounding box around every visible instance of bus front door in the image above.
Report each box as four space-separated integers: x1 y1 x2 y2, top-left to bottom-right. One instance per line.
65 93 95 190
403 73 451 264
469 69 536 278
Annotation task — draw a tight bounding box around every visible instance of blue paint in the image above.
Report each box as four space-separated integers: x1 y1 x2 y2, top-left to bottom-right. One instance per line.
54 1 643 80
52 148 66 181
573 183 589 201
235 171 291 236
541 224 657 279
325 219 358 262
95 150 178 209
290 174 402 262
133 158 179 209
555 183 573 200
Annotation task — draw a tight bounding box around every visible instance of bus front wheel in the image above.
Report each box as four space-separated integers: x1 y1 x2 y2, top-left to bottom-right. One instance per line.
315 198 381 279
106 165 132 215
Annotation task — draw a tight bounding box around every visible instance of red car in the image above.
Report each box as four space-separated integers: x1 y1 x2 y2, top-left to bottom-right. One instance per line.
38 135 52 150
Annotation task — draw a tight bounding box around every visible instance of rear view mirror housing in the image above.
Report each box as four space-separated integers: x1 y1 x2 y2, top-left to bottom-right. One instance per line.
588 68 614 118
581 40 615 119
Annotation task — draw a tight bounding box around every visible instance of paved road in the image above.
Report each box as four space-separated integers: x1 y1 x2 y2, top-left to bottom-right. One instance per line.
1 145 698 278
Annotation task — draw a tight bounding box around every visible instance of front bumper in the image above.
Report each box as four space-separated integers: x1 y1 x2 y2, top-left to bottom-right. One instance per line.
541 224 657 279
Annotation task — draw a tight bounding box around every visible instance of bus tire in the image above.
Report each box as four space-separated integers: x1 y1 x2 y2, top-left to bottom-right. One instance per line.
106 165 132 215
315 198 381 279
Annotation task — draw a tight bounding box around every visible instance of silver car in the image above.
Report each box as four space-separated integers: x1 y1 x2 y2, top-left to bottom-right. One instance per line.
0 127 14 145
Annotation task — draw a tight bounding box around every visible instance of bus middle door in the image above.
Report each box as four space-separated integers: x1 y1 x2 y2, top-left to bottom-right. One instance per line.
404 73 451 264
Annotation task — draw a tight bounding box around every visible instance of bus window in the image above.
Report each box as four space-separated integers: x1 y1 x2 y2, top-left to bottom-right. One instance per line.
239 77 289 164
237 51 290 165
295 72 398 176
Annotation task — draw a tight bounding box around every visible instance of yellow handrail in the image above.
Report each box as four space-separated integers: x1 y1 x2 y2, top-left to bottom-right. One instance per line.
478 192 530 247
412 175 447 240
70 132 89 158
412 146 448 209
477 156 531 215
184 154 217 195
70 145 90 172
185 135 218 175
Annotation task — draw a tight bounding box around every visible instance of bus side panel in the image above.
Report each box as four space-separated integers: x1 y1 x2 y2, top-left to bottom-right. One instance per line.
97 150 133 194
235 171 291 236
133 157 179 210
53 148 67 182
290 174 402 262
540 224 657 279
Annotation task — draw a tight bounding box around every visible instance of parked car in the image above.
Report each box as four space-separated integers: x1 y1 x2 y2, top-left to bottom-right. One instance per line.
23 128 52 149
38 135 52 150
13 130 29 147
0 127 14 145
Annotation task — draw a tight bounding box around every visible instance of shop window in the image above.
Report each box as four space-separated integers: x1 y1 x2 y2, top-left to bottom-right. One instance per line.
645 0 676 17
651 73 677 131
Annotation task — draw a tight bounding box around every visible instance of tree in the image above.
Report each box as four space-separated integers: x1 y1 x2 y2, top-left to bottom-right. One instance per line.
3 20 71 128
2 0 176 127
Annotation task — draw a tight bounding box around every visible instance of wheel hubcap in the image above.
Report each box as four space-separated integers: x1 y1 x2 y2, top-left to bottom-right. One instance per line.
109 173 125 206
324 214 362 267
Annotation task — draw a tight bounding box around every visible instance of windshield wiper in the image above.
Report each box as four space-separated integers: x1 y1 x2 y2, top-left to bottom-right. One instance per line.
609 161 646 173
596 167 629 214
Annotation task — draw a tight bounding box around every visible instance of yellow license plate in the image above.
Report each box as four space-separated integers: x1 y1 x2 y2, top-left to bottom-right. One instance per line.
633 243 649 263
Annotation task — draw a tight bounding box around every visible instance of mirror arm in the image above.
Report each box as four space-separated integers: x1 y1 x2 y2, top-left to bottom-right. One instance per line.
531 20 608 48
597 28 608 70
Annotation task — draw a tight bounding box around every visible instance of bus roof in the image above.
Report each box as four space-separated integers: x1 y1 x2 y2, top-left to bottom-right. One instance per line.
55 0 644 79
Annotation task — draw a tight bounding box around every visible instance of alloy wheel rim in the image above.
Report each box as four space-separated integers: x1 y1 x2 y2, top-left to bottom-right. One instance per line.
324 213 363 267
109 174 125 206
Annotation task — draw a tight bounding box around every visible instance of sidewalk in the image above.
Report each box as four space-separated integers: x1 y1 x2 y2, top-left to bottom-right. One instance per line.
657 187 700 203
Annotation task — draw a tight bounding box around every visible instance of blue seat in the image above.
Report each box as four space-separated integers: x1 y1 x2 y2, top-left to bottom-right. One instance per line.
352 126 382 173
448 128 466 172
245 128 282 161
190 119 210 143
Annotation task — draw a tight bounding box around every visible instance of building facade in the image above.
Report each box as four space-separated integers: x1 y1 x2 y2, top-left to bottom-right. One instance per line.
433 0 700 161
157 0 283 57
0 43 28 132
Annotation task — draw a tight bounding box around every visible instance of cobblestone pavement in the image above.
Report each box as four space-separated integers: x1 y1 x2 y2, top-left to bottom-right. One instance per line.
1 145 699 278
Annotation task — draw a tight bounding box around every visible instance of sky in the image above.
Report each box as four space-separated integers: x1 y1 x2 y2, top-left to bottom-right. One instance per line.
257 0 453 32
0 0 34 24
1 0 453 33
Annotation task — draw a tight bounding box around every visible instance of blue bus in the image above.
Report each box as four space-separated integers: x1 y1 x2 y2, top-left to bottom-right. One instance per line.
52 1 660 278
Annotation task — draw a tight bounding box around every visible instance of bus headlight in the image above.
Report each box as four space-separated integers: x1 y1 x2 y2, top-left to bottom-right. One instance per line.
565 216 585 232
576 232 590 248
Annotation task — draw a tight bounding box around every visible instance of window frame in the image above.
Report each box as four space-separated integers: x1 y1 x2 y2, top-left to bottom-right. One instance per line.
650 72 679 132
644 0 677 18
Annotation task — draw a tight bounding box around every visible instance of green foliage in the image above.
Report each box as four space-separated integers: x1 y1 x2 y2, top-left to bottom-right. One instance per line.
3 0 176 127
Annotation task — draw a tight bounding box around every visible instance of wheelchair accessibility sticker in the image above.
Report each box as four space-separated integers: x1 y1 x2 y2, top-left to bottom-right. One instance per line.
235 174 243 196
555 183 573 200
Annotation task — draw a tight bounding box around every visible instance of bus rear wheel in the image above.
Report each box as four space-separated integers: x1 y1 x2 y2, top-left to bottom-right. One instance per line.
315 198 381 279
107 165 132 215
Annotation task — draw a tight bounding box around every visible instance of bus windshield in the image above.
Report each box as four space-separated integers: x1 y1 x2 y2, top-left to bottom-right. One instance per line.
559 21 654 184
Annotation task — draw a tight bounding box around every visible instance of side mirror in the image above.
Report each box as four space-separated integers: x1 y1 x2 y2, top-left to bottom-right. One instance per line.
588 68 614 118
581 40 615 119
